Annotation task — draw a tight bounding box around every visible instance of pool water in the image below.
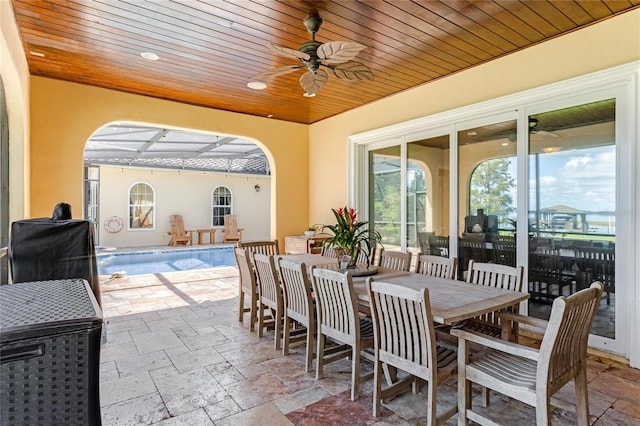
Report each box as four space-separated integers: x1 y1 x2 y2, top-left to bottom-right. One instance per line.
98 247 236 276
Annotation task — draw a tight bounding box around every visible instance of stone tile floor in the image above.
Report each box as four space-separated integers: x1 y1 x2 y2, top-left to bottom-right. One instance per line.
99 267 640 425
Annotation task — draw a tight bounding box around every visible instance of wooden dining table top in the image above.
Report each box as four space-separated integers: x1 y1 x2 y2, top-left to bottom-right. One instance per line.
352 273 529 325
275 253 529 325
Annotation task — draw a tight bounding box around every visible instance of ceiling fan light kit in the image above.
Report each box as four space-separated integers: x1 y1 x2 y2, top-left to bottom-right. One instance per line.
248 14 373 95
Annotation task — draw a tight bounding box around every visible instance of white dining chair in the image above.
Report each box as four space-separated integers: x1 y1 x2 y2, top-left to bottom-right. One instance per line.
367 278 458 423
278 258 316 372
415 254 458 279
253 253 282 349
452 282 603 426
311 267 374 401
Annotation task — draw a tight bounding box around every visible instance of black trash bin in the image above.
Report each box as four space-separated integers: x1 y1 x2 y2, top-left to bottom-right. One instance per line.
0 279 103 425
8 218 101 307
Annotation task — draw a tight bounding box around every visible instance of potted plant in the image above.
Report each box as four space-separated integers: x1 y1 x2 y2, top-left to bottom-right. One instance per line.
321 207 380 268
304 226 316 238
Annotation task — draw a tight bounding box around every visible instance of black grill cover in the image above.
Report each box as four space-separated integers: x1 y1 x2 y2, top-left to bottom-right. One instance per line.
8 219 101 307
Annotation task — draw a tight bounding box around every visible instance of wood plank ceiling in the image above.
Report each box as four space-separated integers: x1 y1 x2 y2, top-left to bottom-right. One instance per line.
10 0 640 124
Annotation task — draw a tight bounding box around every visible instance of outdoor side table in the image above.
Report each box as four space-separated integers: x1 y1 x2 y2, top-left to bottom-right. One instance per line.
0 279 103 425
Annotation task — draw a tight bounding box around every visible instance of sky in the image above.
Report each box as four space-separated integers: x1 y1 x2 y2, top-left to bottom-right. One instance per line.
504 145 616 213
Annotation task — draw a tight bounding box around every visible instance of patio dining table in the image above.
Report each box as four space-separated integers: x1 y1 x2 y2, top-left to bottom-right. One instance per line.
352 274 530 325
276 254 529 325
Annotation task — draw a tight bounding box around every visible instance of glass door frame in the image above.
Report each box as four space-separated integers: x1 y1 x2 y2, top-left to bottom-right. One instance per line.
348 62 638 363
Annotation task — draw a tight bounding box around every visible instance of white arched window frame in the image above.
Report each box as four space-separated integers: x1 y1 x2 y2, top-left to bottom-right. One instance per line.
212 186 232 227
128 182 155 230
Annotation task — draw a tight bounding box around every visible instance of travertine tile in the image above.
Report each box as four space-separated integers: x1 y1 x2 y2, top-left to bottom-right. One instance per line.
115 350 173 377
98 267 640 426
152 408 214 425
100 372 157 407
131 329 187 354
154 367 228 416
214 402 293 426
224 373 293 410
101 392 169 426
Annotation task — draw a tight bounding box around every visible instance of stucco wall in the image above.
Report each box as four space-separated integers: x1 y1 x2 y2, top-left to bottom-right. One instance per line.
28 78 308 247
97 166 271 248
1 1 30 220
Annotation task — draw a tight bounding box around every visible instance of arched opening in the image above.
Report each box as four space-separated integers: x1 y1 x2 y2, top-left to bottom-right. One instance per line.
83 123 272 248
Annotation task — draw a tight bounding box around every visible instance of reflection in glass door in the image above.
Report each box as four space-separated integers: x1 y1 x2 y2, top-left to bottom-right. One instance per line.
527 99 616 340
407 135 450 260
370 146 402 251
457 119 517 280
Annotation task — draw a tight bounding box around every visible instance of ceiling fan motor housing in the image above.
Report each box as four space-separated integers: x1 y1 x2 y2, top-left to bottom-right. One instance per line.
299 40 322 71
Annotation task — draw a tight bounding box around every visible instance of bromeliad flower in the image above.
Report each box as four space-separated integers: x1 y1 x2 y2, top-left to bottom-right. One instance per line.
321 206 380 267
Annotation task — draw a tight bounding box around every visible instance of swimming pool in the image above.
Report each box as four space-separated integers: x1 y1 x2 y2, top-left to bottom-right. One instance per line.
97 246 236 276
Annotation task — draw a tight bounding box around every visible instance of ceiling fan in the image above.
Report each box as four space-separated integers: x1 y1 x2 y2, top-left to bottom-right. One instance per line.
247 14 373 96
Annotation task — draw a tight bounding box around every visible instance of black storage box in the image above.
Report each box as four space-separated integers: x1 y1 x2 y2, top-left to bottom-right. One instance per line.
0 279 102 425
8 219 101 307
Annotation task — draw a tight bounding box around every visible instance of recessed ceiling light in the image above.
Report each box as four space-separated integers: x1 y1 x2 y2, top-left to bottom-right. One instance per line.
501 142 509 146
141 52 159 61
266 114 274 118
30 51 45 58
467 130 477 136
303 92 316 98
542 146 561 153
247 81 267 90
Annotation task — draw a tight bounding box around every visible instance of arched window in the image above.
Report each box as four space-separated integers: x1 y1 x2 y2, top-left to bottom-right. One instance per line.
128 182 155 230
212 186 232 227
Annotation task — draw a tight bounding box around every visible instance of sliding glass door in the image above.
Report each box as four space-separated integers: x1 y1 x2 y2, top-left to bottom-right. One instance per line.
353 69 633 356
527 98 617 343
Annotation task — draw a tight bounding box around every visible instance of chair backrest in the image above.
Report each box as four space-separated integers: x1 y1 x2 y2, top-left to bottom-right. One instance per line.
538 282 603 393
466 260 524 292
224 214 242 240
253 253 281 309
415 254 457 280
459 236 488 263
417 232 433 255
169 214 188 237
378 249 412 271
278 258 314 327
238 240 280 263
492 240 517 267
234 247 256 295
367 278 438 379
427 235 449 257
311 268 359 346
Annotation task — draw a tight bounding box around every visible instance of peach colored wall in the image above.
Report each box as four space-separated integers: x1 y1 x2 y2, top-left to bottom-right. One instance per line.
29 77 308 247
1 1 30 220
98 166 271 248
308 9 640 227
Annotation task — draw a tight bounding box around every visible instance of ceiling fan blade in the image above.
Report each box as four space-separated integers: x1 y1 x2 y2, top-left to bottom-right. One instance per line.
266 43 310 61
534 130 560 138
317 41 366 64
251 65 303 81
300 69 328 95
328 61 374 81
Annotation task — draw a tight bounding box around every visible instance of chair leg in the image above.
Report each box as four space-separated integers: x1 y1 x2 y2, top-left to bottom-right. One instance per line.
274 306 282 351
458 340 470 426
351 345 360 401
575 368 590 425
535 393 552 426
481 386 491 407
282 315 290 356
426 379 436 426
257 301 265 337
315 332 325 377
249 293 257 332
373 359 383 417
238 289 245 322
